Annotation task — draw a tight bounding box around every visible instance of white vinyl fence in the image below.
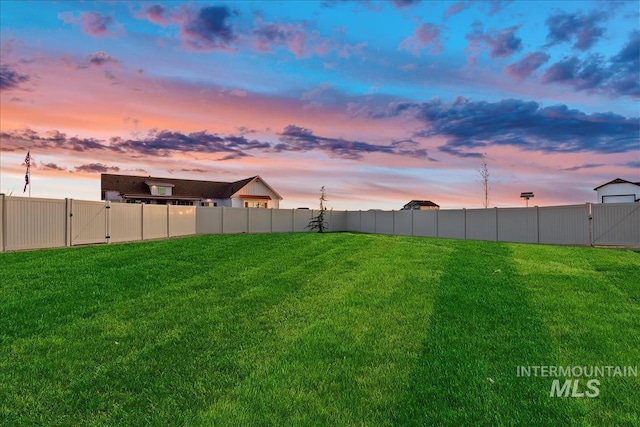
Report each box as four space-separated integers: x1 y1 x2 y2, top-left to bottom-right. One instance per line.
0 193 638 252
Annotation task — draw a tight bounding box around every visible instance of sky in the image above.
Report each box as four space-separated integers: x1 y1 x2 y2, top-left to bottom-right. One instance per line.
0 0 638 210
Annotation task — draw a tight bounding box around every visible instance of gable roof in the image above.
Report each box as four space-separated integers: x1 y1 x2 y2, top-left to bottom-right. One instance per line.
404 200 439 207
593 178 640 191
101 174 281 200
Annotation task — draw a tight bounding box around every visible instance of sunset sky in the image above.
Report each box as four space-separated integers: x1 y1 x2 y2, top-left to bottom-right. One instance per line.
1 0 638 210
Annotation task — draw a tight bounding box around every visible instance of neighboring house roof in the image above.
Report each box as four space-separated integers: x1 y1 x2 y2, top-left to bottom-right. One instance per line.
403 200 440 208
593 178 640 191
101 174 283 200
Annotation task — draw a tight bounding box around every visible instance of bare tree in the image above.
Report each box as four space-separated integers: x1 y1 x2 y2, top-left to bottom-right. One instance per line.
307 186 328 233
478 154 490 208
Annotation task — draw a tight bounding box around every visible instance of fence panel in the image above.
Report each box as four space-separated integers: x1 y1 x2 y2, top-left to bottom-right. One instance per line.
346 211 361 232
71 200 106 246
5 197 66 251
0 194 4 252
539 204 589 245
394 210 413 236
143 204 168 240
497 207 537 243
328 210 348 232
375 211 394 235
222 207 249 234
592 203 640 246
248 208 272 233
466 209 497 241
169 206 196 237
438 210 465 239
413 210 438 237
108 203 142 243
293 209 313 232
196 206 223 235
273 209 294 233
361 211 376 233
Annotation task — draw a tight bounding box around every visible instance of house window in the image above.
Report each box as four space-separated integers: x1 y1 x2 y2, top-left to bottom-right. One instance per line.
157 187 166 196
245 201 268 208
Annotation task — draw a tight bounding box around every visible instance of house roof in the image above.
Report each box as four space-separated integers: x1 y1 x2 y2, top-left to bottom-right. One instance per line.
404 200 440 207
101 174 282 200
593 178 640 191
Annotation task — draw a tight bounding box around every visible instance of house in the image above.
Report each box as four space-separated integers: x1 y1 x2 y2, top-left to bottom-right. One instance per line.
593 178 640 203
401 200 440 210
101 174 283 208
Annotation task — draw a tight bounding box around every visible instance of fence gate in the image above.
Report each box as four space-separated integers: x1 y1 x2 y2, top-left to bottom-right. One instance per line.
70 200 107 246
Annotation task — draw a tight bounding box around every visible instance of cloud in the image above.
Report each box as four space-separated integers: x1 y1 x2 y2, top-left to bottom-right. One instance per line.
2 125 432 162
59 11 122 37
563 163 606 172
274 125 430 160
253 21 313 58
87 51 119 67
75 163 120 173
544 10 607 51
0 64 29 90
179 168 210 173
181 5 236 50
541 33 639 99
112 129 270 158
542 55 608 91
618 161 640 169
376 98 639 158
143 4 172 26
444 1 473 20
39 162 67 171
389 0 422 9
484 0 514 16
1 128 269 160
399 23 444 56
141 4 236 51
505 52 550 81
466 22 522 63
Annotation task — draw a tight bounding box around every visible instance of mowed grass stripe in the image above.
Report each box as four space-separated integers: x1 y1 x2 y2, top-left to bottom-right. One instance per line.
512 244 640 426
195 235 451 426
3 234 358 426
395 240 584 426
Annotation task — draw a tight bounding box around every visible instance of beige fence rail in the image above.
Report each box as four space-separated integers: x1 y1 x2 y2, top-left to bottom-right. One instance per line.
1 194 638 252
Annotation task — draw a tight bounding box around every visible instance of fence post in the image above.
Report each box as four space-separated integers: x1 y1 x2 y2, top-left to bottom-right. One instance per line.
587 202 593 247
222 206 226 234
463 208 467 240
141 203 145 240
359 210 362 233
411 208 414 236
495 207 499 241
436 209 439 238
270 208 274 233
0 193 5 252
66 198 70 247
536 206 540 244
167 204 171 238
105 201 111 243
392 210 396 235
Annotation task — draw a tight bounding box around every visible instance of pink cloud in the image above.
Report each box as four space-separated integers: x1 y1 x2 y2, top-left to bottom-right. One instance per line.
444 1 473 20
399 23 443 57
59 11 123 37
504 52 550 81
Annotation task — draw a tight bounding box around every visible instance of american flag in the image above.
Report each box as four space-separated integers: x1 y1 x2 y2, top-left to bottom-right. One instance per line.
23 151 30 192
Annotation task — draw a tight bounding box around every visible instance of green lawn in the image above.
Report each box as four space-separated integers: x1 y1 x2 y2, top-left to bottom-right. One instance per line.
1 233 638 426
